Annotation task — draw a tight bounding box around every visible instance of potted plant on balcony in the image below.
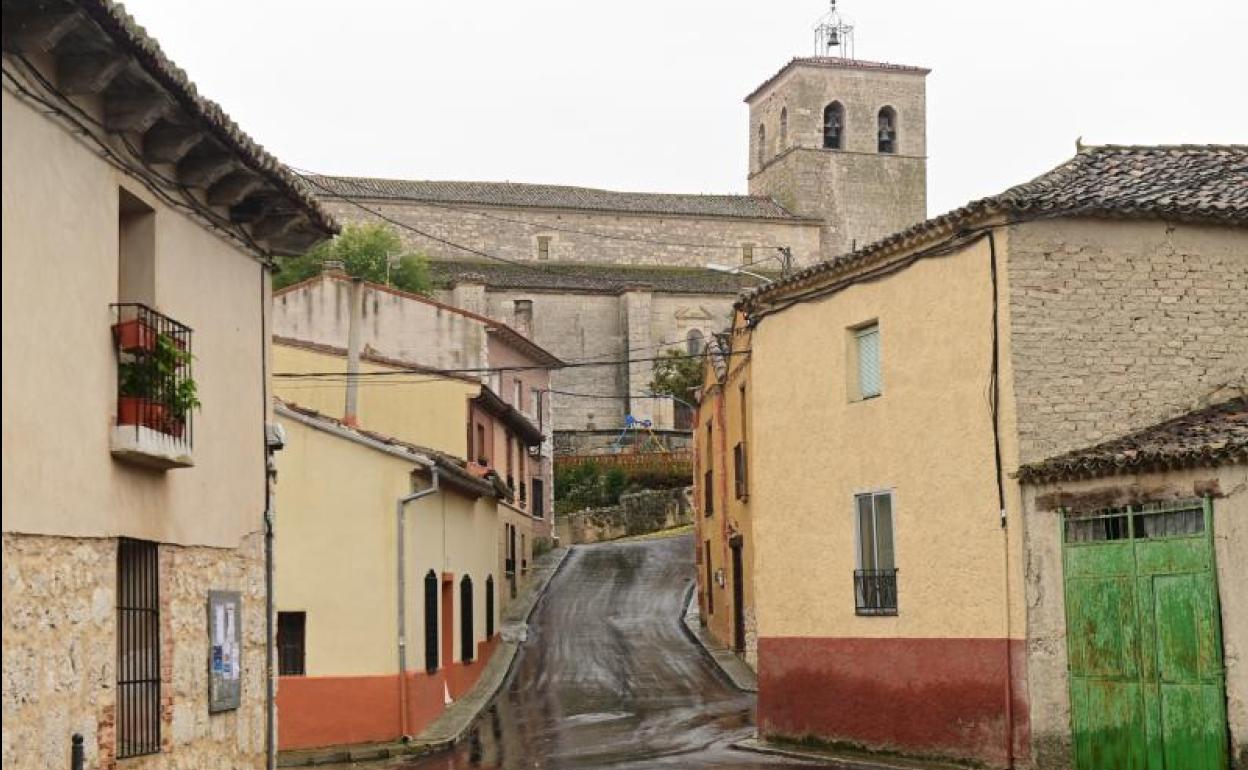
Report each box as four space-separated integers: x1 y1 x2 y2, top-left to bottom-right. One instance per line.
117 334 199 436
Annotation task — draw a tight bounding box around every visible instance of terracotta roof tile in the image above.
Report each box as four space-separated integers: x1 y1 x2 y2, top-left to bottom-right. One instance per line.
428 260 772 295
1018 397 1248 483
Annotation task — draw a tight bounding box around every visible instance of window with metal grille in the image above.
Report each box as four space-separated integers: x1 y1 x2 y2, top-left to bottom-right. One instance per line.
424 570 438 672
854 492 897 615
277 612 306 676
485 576 495 638
460 576 475 663
1064 501 1205 544
117 538 161 758
854 323 881 399
733 442 748 500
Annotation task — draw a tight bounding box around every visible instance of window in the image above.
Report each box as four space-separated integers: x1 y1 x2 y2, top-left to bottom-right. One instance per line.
686 329 705 356
117 538 161 758
854 492 897 615
424 570 439 672
460 576 475 663
536 235 552 260
733 442 748 500
532 477 545 518
485 576 495 638
703 422 714 516
475 423 487 465
506 431 515 489
704 541 714 614
877 106 897 154
277 612 306 676
513 299 533 336
742 243 754 265
779 107 788 149
823 102 844 150
853 322 881 400
513 379 523 410
531 387 542 422
757 123 766 168
118 188 155 305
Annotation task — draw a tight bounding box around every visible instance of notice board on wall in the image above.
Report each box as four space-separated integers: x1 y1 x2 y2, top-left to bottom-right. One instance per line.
207 590 242 713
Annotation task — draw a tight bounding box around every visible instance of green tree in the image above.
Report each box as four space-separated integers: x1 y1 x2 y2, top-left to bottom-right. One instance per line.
649 348 703 403
273 222 432 295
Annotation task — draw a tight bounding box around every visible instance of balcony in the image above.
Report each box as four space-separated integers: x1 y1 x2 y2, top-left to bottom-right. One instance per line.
854 569 898 616
110 304 196 469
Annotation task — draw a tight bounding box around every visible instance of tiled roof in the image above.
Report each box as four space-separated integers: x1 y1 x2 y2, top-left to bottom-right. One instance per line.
745 56 931 102
276 400 498 498
429 260 773 295
42 0 337 238
742 144 1248 308
1018 398 1248 483
307 175 803 221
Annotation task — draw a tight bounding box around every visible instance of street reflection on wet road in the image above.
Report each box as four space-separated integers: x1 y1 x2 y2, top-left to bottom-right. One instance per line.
395 534 819 769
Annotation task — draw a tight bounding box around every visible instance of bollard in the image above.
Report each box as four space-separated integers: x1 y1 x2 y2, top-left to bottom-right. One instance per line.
71 734 84 770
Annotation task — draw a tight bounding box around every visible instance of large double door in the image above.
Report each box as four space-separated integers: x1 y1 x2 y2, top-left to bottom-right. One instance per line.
1063 500 1228 770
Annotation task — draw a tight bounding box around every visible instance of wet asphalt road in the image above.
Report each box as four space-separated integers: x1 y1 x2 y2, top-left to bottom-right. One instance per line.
395 533 818 770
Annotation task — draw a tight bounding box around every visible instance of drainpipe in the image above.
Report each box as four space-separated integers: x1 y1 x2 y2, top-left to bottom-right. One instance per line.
397 466 440 739
344 277 363 426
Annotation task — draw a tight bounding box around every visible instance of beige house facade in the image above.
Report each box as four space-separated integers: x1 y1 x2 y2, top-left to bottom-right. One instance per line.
734 145 1246 768
1 3 333 768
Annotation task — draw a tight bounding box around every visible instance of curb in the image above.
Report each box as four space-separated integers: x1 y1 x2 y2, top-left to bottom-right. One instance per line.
677 581 758 693
731 738 975 770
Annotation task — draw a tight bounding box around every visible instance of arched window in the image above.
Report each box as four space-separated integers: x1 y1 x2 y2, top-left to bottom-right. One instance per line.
485 575 495 638
687 329 705 356
460 575 475 663
877 106 897 154
779 108 788 150
423 570 438 672
757 123 766 168
823 102 844 150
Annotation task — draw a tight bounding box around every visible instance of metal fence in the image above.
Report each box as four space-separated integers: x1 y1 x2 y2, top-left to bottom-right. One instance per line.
110 303 194 447
854 568 898 616
117 538 161 758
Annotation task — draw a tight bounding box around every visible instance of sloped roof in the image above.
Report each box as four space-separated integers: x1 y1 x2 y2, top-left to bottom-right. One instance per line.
745 56 931 102
742 144 1248 308
307 175 803 221
1018 398 1248 484
430 260 773 296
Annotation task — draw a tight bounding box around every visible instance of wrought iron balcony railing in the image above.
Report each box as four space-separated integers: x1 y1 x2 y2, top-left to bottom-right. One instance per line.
854 568 898 616
110 303 195 467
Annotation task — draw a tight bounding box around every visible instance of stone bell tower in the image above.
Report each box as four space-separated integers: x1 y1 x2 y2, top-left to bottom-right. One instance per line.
746 57 929 261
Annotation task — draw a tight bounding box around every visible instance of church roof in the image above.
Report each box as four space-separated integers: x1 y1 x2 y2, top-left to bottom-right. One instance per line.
741 144 1248 308
745 56 931 103
428 260 773 296
306 175 805 221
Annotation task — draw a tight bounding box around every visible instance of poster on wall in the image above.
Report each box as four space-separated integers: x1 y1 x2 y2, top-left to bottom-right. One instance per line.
207 590 242 713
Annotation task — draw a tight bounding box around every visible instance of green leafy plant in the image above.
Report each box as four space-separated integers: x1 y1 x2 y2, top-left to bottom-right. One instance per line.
118 334 201 422
649 348 703 402
273 222 432 295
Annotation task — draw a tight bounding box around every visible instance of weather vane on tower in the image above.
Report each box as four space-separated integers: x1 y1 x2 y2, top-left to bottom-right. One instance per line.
813 1 856 59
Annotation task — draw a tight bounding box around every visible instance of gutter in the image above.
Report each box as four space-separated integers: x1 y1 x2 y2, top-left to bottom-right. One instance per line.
397 467 440 740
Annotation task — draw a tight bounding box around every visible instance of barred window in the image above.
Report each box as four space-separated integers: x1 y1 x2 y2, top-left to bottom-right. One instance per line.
117 538 161 758
277 612 306 676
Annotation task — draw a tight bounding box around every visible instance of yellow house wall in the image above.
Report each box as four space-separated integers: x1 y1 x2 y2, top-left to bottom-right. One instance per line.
275 413 502 676
1 87 267 548
750 232 1026 641
273 343 478 459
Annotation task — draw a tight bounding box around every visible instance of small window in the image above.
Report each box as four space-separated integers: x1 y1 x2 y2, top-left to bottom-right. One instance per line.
485 576 495 637
513 380 523 410
460 576 475 663
742 243 754 265
823 102 844 150
854 492 897 615
117 538 161 758
877 106 897 154
686 329 705 356
532 477 545 518
779 107 788 150
277 612 306 676
475 423 487 465
757 123 766 168
424 570 439 672
853 323 881 400
733 442 748 500
536 235 552 260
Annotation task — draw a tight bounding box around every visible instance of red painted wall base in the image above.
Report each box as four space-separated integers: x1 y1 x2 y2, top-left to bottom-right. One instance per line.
757 636 1029 768
277 636 501 750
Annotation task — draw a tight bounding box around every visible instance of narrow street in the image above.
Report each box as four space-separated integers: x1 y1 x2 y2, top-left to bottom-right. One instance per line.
397 534 814 769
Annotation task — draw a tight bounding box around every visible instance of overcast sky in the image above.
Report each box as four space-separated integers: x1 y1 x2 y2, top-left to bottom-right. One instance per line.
121 0 1246 217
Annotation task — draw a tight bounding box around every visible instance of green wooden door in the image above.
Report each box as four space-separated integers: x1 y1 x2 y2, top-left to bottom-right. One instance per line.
1063 500 1229 770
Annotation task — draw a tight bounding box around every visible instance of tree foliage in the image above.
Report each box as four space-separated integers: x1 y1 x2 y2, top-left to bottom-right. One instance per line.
649 348 703 402
273 222 432 295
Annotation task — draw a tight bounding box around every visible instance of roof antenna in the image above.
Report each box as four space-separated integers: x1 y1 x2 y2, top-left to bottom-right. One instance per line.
814 1 855 59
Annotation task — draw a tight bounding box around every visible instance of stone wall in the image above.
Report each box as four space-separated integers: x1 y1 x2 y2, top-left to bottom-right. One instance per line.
319 199 823 270
553 429 694 456
2 532 266 770
1007 218 1248 466
556 488 693 545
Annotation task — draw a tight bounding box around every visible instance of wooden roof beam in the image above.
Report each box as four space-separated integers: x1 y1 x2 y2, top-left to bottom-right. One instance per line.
56 52 128 95
2 11 81 53
142 121 203 164
104 89 171 133
208 173 266 207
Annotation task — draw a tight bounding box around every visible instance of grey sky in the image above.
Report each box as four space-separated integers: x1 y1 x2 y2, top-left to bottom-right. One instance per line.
122 0 1246 218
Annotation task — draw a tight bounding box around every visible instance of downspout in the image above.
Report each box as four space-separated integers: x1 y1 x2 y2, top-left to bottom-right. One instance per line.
260 262 277 770
397 466 440 740
988 229 1016 769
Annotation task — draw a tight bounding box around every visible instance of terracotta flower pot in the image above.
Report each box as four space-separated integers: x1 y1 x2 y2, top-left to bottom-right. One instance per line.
117 396 168 432
112 319 157 352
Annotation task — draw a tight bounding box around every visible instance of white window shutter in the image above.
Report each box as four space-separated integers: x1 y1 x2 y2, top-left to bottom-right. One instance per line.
857 325 881 398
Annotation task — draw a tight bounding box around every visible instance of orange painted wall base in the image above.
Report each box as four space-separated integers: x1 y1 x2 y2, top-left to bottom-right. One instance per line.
277 636 501 750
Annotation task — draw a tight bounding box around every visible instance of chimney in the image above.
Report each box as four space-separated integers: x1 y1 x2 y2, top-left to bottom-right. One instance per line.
343 278 362 426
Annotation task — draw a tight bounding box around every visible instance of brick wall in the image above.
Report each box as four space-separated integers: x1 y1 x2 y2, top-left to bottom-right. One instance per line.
1007 217 1248 466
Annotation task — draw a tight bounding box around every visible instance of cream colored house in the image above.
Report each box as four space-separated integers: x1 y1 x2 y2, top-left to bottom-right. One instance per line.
735 145 1246 768
1 2 334 769
272 402 503 750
